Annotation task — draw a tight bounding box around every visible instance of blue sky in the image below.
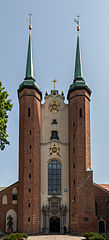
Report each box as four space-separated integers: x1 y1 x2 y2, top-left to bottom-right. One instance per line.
0 0 109 186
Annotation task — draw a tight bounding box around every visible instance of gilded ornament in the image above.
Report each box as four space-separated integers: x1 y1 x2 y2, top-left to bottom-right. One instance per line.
49 101 60 113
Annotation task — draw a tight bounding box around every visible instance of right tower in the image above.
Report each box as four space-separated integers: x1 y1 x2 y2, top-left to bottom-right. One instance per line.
67 26 97 233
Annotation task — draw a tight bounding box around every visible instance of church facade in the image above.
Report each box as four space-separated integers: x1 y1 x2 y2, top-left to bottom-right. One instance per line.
0 24 109 234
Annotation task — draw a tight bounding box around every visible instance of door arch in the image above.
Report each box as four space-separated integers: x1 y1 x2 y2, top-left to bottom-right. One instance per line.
6 209 17 232
98 219 106 233
50 216 60 233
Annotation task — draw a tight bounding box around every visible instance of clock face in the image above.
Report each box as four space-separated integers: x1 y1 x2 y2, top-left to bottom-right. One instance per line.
52 103 57 110
49 101 60 113
52 147 57 153
49 144 60 156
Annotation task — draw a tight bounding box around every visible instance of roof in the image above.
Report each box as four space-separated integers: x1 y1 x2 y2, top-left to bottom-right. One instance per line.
67 33 91 99
25 29 34 79
74 34 83 81
98 184 109 192
0 187 5 192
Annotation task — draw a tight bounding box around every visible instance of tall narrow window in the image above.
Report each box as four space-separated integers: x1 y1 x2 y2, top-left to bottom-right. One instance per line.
28 217 30 222
29 174 31 179
50 131 59 140
73 163 75 168
80 108 82 118
48 160 61 195
73 133 75 139
28 107 30 117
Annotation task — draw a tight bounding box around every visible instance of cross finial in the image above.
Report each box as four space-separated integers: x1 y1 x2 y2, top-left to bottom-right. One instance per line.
52 78 57 90
27 13 32 30
74 15 80 32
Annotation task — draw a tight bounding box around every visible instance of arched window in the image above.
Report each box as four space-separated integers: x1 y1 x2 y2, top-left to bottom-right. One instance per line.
48 160 61 195
106 201 109 216
12 187 17 202
50 131 59 140
2 195 7 205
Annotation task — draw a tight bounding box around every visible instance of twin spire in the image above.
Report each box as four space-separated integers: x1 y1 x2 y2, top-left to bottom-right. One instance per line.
24 20 91 96
25 21 83 82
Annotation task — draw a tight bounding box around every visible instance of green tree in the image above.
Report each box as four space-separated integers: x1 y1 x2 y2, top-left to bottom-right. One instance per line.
0 81 13 150
7 215 13 232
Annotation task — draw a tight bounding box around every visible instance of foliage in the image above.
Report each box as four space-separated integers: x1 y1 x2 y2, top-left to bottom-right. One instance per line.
7 215 13 230
83 232 105 240
83 232 97 239
0 81 13 150
3 233 28 240
90 234 105 240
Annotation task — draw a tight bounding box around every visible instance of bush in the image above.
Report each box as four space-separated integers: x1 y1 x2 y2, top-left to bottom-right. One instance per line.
10 233 28 239
90 234 105 240
3 233 28 240
83 232 105 240
83 232 97 239
3 236 17 240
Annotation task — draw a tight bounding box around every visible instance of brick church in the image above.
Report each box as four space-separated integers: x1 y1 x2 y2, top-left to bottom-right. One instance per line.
0 22 109 235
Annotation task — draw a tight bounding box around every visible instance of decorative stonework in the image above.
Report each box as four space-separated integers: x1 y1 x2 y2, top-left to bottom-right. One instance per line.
49 144 60 156
42 194 67 233
48 101 60 113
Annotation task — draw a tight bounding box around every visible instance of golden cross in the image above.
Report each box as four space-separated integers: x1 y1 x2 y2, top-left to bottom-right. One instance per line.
52 78 57 90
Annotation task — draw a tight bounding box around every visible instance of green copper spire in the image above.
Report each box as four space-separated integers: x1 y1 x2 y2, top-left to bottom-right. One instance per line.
67 27 91 99
25 28 34 79
18 24 42 99
74 34 83 81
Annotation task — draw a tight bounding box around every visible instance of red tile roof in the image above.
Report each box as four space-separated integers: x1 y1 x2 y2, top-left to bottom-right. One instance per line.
98 184 109 192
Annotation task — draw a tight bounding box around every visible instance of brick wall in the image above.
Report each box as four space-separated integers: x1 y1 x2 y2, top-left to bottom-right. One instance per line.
0 182 18 233
68 89 97 233
18 88 41 234
93 183 109 232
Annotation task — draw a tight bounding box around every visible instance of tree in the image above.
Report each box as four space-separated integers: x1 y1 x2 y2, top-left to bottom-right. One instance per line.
7 215 13 232
0 81 13 150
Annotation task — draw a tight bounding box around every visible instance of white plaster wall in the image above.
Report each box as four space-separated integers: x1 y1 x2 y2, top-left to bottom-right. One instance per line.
41 91 69 231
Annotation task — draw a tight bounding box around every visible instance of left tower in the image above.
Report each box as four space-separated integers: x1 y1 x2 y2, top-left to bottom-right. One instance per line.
18 24 42 233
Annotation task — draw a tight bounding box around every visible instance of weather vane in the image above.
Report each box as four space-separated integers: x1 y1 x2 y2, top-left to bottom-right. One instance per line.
27 13 32 30
74 15 80 32
52 78 57 90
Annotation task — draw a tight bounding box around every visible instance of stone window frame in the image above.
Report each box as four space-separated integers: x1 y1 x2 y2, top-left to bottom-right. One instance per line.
48 159 61 195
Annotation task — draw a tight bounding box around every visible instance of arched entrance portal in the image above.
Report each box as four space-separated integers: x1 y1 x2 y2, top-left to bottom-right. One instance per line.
50 217 60 233
98 220 106 233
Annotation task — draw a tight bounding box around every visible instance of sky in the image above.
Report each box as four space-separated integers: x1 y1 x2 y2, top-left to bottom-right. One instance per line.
0 0 109 186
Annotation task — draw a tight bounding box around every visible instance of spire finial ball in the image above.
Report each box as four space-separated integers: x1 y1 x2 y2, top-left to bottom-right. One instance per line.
29 25 32 30
77 25 80 31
